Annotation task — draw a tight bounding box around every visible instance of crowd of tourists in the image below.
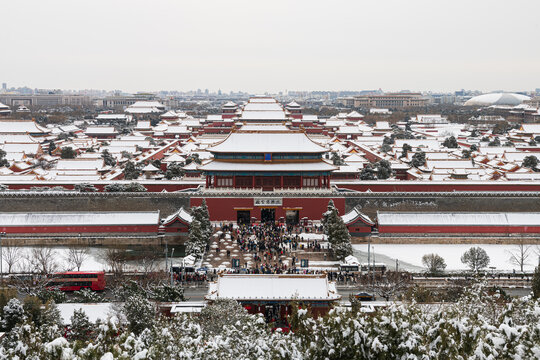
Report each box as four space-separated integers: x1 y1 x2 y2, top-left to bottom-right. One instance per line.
223 222 327 273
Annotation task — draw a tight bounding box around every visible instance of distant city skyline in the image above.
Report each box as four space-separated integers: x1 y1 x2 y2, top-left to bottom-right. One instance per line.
2 0 539 94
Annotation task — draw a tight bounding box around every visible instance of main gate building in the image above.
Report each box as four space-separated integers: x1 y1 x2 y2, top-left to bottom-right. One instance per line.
195 126 338 224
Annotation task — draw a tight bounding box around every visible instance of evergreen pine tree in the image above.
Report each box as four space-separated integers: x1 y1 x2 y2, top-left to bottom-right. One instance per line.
186 218 205 258
150 283 186 302
101 149 116 166
123 161 140 180
69 308 92 341
326 205 353 260
322 200 336 235
376 160 393 179
199 200 212 239
38 301 63 342
411 150 426 167
123 295 155 335
359 164 377 180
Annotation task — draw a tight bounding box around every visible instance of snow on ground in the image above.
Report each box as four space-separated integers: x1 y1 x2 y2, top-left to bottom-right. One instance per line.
298 233 326 241
58 303 116 325
352 244 540 272
0 247 179 273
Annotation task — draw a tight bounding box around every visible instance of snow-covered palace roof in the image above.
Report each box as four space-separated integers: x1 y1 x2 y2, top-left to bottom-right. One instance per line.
199 160 336 172
207 132 327 153
161 207 193 226
206 274 341 302
0 211 160 227
377 212 540 226
342 207 375 226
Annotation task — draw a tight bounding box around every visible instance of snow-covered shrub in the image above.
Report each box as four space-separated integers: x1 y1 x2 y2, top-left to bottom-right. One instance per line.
69 309 92 342
149 283 185 302
186 218 206 259
123 295 155 335
0 283 539 359
36 289 66 304
71 288 105 303
74 183 98 192
113 280 146 301
198 299 252 335
1 298 26 331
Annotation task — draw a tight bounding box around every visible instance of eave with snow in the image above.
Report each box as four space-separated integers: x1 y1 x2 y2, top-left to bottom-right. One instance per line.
159 207 192 237
341 207 375 236
200 130 336 190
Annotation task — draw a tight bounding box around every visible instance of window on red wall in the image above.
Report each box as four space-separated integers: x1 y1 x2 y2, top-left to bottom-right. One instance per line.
216 177 233 187
303 177 318 187
283 176 300 188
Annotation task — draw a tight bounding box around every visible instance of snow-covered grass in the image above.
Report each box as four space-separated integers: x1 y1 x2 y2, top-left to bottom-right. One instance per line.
58 303 116 325
0 246 180 273
352 243 540 272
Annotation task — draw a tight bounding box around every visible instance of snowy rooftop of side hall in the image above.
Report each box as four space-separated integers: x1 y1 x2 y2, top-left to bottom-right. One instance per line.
341 207 374 225
377 211 540 226
85 126 118 134
0 119 50 134
0 211 160 226
206 274 341 301
394 139 441 149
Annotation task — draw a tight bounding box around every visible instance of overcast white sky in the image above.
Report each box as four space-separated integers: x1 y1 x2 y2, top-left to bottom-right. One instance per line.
2 0 539 93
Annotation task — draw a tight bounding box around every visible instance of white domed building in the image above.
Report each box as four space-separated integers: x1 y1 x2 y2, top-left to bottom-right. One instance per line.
464 93 530 107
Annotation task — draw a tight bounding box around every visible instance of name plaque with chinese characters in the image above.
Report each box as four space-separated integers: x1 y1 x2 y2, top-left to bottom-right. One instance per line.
254 198 282 207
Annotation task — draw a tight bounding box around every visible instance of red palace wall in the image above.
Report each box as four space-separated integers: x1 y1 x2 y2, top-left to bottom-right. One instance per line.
379 225 540 234
5 180 540 193
3 182 200 192
190 197 346 222
347 223 373 236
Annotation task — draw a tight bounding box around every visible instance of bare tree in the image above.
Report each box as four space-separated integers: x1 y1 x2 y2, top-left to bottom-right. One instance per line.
508 242 533 273
102 248 128 276
65 247 90 271
137 249 158 274
373 271 411 301
25 247 59 274
15 256 53 296
2 246 22 273
137 248 167 287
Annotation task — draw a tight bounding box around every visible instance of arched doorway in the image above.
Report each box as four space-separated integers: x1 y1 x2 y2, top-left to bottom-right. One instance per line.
261 208 276 223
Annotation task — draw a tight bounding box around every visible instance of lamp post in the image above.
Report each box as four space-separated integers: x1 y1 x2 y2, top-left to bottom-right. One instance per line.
0 232 6 285
164 240 168 272
372 246 375 292
367 237 371 285
170 248 175 286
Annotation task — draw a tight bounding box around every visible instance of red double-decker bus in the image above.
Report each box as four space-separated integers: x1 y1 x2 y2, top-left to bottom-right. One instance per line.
47 271 106 291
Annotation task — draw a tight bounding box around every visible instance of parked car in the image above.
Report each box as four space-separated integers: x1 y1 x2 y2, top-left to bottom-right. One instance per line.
354 292 376 301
